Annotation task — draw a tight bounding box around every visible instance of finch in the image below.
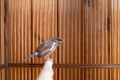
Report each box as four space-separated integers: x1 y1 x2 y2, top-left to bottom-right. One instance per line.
23 37 63 61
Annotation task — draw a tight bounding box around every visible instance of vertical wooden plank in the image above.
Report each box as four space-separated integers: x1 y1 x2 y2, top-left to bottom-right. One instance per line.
108 0 112 80
8 67 32 80
111 0 118 64
117 68 119 80
110 0 119 80
84 0 109 80
84 0 89 79
92 1 97 79
58 0 83 79
58 0 65 64
32 0 57 64
0 0 5 79
118 1 120 79
0 70 2 80
59 68 82 80
84 0 89 65
8 0 32 80
5 0 120 80
85 0 94 79
105 1 109 80
58 0 82 64
32 1 57 80
85 0 105 64
8 0 31 63
0 0 4 64
1 69 5 80
0 69 5 80
58 0 64 80
53 68 58 80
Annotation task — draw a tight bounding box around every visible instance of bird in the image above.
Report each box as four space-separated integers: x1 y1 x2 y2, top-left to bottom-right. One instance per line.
23 37 63 62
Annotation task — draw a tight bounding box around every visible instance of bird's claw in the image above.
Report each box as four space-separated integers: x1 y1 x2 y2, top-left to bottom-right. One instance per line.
45 56 53 62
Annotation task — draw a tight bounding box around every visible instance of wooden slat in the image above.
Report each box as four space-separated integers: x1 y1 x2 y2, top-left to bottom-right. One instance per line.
8 0 32 63
110 68 120 80
31 1 57 80
31 0 57 64
58 0 82 64
8 67 31 80
84 0 109 64
8 0 32 80
111 0 120 64
0 69 5 80
4 0 120 80
2 69 5 80
59 68 111 80
6 67 120 80
111 0 118 64
0 0 4 64
0 70 2 80
84 1 109 80
110 0 120 80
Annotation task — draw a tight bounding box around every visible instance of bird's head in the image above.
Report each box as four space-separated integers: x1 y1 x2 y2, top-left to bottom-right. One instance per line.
53 37 64 44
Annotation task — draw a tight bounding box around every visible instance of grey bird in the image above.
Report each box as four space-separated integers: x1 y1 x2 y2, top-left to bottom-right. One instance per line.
23 38 63 62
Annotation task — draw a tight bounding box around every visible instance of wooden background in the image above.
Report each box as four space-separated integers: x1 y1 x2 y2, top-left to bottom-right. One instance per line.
0 0 5 80
1 0 120 80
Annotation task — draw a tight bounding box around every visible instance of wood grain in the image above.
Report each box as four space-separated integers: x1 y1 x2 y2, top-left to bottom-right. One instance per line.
7 0 32 80
110 0 120 80
0 0 4 64
0 69 5 80
110 0 120 64
31 1 58 80
8 67 31 80
1 0 120 80
31 0 57 64
58 0 83 64
8 0 31 63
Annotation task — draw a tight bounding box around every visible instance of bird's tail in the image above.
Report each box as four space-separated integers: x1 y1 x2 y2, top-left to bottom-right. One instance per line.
22 52 39 63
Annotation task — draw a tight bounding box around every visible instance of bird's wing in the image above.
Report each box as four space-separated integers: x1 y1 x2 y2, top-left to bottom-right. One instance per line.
36 40 54 57
35 40 52 51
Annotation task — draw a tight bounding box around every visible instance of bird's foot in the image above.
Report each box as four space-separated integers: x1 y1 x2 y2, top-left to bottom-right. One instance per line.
45 56 53 62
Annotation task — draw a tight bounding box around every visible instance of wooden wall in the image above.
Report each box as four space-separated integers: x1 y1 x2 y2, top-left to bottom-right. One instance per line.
0 69 5 80
31 0 57 64
0 0 4 79
110 0 120 79
0 0 5 80
8 0 32 63
1 0 120 80
0 0 4 65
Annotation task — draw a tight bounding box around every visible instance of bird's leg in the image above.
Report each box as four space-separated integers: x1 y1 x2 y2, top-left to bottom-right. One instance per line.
45 55 49 60
45 56 52 61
